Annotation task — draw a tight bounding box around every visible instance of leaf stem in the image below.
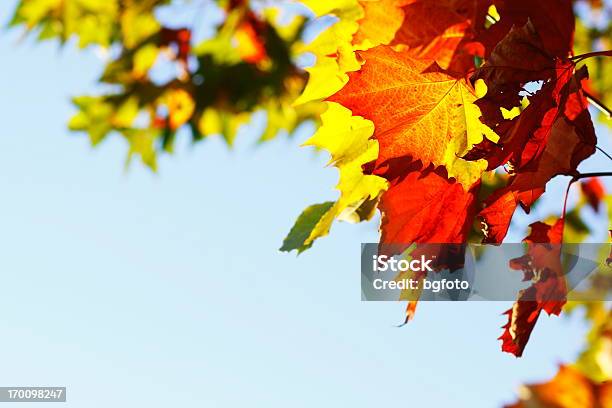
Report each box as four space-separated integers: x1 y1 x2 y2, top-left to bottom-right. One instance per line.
570 50 612 61
561 178 573 221
562 171 611 220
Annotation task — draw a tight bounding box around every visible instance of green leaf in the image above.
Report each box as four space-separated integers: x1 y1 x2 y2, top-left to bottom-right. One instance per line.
280 201 335 253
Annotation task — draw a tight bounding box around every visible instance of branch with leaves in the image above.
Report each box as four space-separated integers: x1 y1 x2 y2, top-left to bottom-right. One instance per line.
281 0 612 361
9 0 320 169
8 0 612 388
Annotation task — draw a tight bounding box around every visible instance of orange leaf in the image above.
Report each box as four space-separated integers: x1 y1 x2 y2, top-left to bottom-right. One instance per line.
329 45 495 187
392 0 488 72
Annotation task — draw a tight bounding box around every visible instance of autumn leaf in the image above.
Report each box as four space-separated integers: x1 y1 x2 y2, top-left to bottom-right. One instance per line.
329 45 498 188
478 67 596 243
281 103 387 253
392 0 488 72
353 0 406 50
295 0 407 105
376 164 479 244
499 288 545 357
500 219 567 357
294 0 363 105
473 20 559 113
477 0 575 59
280 202 336 253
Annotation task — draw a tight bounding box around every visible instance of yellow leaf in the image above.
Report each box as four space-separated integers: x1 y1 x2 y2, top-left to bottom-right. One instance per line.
294 57 349 105
283 102 388 251
294 0 363 105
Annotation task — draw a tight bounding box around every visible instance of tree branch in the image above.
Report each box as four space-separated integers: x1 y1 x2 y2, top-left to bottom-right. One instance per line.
572 172 612 181
596 146 612 162
563 172 612 217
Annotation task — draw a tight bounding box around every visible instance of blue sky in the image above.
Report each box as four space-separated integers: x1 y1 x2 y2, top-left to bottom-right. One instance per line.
0 2 609 407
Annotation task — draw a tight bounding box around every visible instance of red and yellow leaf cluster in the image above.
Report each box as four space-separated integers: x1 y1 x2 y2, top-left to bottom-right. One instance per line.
299 0 605 356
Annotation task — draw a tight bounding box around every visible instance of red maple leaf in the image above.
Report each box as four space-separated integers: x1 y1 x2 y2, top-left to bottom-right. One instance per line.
500 219 567 357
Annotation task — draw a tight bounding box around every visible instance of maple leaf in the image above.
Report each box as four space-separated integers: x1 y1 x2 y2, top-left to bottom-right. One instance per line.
477 0 575 59
353 0 407 50
500 219 567 357
470 60 580 169
375 164 479 244
370 161 475 322
329 45 498 188
392 0 490 72
480 118 594 242
499 288 544 357
291 0 363 105
473 20 559 113
296 0 406 105
376 163 476 322
477 66 596 243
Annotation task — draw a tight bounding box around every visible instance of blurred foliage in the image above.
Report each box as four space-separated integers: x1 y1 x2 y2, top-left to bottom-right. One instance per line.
504 365 611 408
9 0 321 169
564 189 612 385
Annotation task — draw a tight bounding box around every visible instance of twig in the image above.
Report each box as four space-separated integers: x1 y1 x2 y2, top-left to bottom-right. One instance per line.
584 91 612 119
570 50 612 61
572 172 612 181
562 171 612 220
561 177 573 221
596 146 612 162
